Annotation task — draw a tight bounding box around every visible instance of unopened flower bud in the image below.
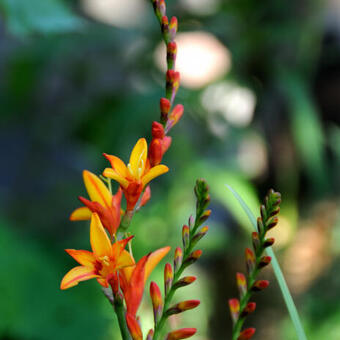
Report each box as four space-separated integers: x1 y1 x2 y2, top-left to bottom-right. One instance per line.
266 217 278 230
237 328 256 340
166 70 180 103
149 138 163 167
263 237 275 248
167 41 177 70
166 300 200 315
198 209 211 225
160 98 171 124
182 225 190 250
183 249 202 268
260 205 267 222
161 16 169 40
169 16 178 41
174 247 183 272
245 248 255 275
257 217 264 234
166 328 197 340
188 215 195 228
241 302 256 317
173 276 196 290
259 256 271 268
150 282 163 323
252 280 269 292
158 0 166 17
251 232 260 252
164 263 173 295
191 226 209 248
228 298 240 324
166 104 184 132
140 186 151 208
236 272 247 298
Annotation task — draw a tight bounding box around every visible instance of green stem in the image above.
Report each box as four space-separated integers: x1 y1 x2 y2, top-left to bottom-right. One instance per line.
114 297 132 340
153 215 202 340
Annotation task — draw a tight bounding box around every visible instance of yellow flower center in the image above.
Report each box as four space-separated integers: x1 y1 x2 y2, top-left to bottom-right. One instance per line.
99 255 110 267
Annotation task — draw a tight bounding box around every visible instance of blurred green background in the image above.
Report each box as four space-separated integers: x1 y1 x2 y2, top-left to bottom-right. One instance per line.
0 0 340 339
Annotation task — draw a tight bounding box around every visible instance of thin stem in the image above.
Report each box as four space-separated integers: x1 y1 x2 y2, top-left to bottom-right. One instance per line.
114 296 132 340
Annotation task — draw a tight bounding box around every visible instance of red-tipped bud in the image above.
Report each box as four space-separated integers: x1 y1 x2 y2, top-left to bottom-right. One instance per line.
152 121 165 139
161 15 169 37
164 263 174 295
198 209 211 225
173 276 196 289
150 282 163 323
160 97 171 123
259 256 271 268
251 232 260 252
149 138 163 167
228 298 240 324
182 225 190 249
241 302 256 317
167 42 177 69
245 248 255 275
126 313 143 340
140 186 151 208
166 328 197 340
167 300 200 315
236 272 247 298
191 226 209 247
169 16 178 41
252 280 270 292
183 249 202 268
237 328 256 340
146 329 154 340
166 70 180 103
158 0 166 17
267 217 278 230
166 104 184 132
174 247 183 272
263 237 275 248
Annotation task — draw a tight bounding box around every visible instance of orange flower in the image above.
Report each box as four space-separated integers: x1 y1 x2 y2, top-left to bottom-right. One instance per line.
118 246 170 317
70 170 122 237
103 138 169 210
60 213 134 290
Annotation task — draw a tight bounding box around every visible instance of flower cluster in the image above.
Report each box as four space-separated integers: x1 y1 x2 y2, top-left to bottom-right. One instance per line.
60 1 210 340
228 189 281 340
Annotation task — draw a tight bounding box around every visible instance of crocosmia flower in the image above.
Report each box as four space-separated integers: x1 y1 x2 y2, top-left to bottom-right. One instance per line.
60 213 134 290
103 138 168 211
70 170 122 237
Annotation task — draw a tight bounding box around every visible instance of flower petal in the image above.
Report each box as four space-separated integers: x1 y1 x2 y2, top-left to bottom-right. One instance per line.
116 249 135 269
103 168 129 188
141 165 169 187
69 207 92 221
60 266 98 290
83 170 112 209
65 249 96 267
103 154 129 177
144 246 171 283
129 138 147 177
112 236 134 260
90 213 113 258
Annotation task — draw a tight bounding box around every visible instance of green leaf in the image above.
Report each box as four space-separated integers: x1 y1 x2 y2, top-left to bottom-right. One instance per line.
226 185 308 340
0 0 84 36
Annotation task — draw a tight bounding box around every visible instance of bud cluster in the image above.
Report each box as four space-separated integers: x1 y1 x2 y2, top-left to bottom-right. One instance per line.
229 189 281 340
149 179 211 340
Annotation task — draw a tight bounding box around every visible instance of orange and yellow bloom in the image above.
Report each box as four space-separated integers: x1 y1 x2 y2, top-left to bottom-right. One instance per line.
103 138 169 211
70 170 122 237
60 213 134 290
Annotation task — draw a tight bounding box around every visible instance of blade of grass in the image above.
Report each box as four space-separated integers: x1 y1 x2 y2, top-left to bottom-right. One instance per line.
226 185 307 340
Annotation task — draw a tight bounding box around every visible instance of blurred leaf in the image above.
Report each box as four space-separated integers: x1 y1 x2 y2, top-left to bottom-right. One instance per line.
0 0 84 36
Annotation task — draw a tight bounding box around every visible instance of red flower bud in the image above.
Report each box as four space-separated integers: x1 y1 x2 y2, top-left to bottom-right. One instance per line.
126 313 143 340
150 282 163 323
164 263 174 295
174 247 183 272
160 98 171 123
166 328 197 340
228 298 240 324
236 272 247 298
252 280 269 291
182 225 190 249
245 248 255 275
167 300 200 315
166 104 184 132
237 328 256 340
